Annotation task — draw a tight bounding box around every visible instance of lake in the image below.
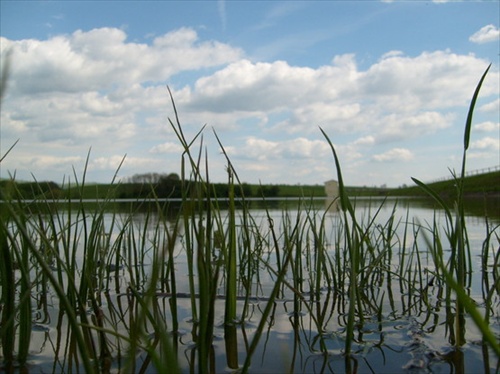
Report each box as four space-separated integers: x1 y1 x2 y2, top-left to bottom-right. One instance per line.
3 196 499 373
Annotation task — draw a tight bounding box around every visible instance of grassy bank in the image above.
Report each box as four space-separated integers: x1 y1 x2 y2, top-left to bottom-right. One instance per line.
389 170 500 197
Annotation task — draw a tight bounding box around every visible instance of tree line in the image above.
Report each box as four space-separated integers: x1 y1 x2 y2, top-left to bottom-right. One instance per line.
0 172 284 200
118 172 280 199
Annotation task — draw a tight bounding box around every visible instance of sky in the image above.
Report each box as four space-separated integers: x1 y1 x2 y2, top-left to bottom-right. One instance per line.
0 1 499 188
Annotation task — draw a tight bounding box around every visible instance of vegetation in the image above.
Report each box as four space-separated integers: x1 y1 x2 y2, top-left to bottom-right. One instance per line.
1 65 499 373
1 169 498 201
389 170 500 197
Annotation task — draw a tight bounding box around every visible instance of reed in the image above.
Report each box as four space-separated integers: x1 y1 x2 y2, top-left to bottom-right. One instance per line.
213 131 239 326
321 127 363 357
0 206 15 371
1 194 97 372
241 206 294 373
413 64 496 352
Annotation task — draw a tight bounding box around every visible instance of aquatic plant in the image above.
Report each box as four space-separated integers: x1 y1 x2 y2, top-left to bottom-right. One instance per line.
412 64 500 356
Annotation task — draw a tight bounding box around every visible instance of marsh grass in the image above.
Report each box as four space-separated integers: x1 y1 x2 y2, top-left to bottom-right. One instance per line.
412 64 500 357
1 66 499 373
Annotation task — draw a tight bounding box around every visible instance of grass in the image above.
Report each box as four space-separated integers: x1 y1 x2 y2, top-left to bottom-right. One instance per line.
414 64 500 355
1 63 499 373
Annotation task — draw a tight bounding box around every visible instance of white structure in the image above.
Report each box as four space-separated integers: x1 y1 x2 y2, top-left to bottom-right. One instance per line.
324 180 339 212
325 180 339 198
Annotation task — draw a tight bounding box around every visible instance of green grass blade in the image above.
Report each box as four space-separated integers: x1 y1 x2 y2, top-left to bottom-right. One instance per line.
0 139 19 163
212 129 238 324
423 228 500 356
0 216 16 370
463 63 491 152
0 48 12 106
1 203 96 373
320 127 354 215
411 177 453 224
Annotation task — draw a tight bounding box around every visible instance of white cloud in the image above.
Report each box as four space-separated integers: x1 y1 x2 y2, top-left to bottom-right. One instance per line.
479 98 500 113
1 91 138 144
353 136 375 146
468 151 494 160
469 24 500 44
473 121 499 133
470 137 500 151
1 27 498 185
189 59 320 112
225 137 331 161
3 27 242 95
360 50 494 110
149 142 185 154
0 27 243 152
277 102 361 134
218 135 365 184
376 111 454 142
372 148 414 162
184 49 494 139
380 50 404 59
91 155 128 170
12 154 84 174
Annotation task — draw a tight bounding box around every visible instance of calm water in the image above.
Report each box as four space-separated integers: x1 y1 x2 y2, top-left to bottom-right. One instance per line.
13 197 500 373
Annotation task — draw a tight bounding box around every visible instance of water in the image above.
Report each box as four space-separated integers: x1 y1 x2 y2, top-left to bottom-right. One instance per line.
5 196 500 373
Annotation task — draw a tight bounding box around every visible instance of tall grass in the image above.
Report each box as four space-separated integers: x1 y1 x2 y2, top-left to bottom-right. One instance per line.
412 64 499 356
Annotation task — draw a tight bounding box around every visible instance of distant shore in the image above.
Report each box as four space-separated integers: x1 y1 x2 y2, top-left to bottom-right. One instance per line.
1 170 498 201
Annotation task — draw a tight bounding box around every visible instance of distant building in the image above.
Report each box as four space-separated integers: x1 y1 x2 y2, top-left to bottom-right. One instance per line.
325 180 339 212
325 180 339 198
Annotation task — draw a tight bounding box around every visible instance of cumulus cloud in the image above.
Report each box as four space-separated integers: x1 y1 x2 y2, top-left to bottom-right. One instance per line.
353 136 375 146
375 111 454 142
149 142 185 154
359 50 493 110
470 137 500 151
469 24 500 44
165 49 499 174
0 26 498 185
189 59 320 112
372 148 414 162
2 27 242 95
0 27 241 147
32 155 84 169
91 155 128 170
225 137 331 161
479 98 500 113
4 154 85 177
185 49 494 137
474 121 499 133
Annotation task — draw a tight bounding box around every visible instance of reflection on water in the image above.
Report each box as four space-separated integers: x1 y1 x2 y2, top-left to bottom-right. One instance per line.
28 289 495 373
5 196 500 373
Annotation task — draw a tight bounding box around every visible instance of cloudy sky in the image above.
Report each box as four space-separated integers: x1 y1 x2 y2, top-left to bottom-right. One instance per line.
0 1 499 187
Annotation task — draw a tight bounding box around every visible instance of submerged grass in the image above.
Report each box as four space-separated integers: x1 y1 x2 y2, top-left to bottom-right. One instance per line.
1 66 499 373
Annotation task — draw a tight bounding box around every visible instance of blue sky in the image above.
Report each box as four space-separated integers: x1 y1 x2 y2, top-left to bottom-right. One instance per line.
1 1 499 187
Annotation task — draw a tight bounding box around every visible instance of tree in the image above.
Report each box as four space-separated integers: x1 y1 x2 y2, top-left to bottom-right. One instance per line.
156 173 182 198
